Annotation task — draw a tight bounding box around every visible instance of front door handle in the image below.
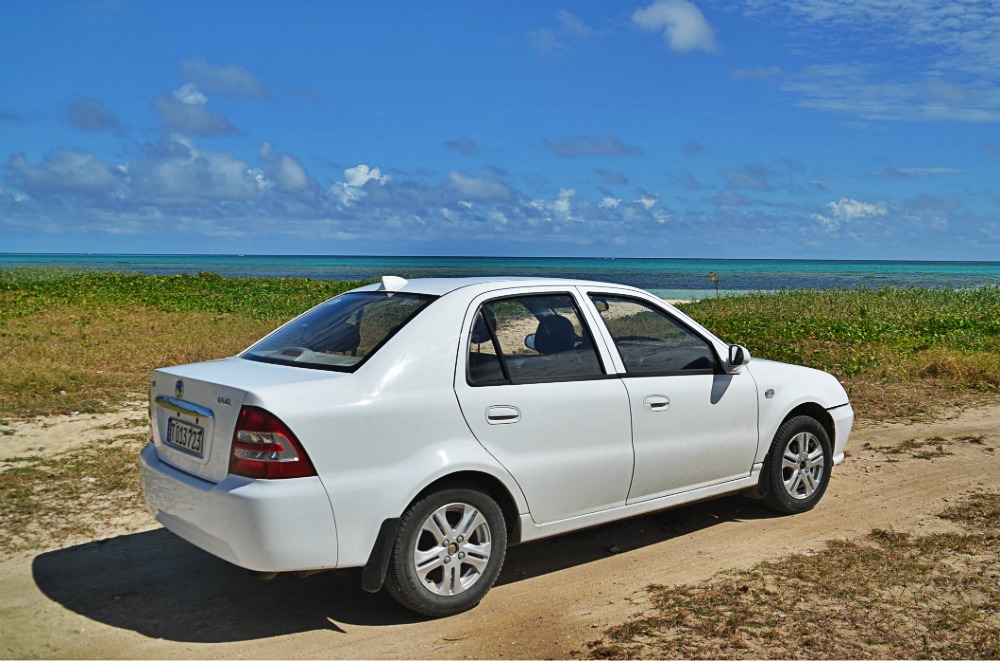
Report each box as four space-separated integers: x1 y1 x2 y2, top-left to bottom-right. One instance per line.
643 395 670 412
486 405 521 425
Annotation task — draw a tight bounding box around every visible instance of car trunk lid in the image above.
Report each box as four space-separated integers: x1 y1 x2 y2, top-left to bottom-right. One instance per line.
149 357 345 483
150 369 247 483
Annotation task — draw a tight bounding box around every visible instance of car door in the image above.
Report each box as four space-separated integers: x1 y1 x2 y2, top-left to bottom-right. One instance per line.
585 292 759 504
453 288 634 524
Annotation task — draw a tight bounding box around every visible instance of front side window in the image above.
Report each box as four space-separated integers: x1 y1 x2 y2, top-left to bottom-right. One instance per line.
243 292 435 372
468 294 604 385
590 295 717 375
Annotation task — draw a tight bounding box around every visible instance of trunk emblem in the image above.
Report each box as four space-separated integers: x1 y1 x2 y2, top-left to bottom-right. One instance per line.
175 380 184 399
217 396 232 406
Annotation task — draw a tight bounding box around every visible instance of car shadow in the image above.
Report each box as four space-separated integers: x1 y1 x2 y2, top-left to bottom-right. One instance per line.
496 495 773 586
32 495 772 643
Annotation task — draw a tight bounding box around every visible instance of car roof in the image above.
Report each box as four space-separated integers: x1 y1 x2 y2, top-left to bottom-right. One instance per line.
352 276 631 298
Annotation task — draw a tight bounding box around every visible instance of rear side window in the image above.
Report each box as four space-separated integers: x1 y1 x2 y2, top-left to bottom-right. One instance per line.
468 293 604 385
590 295 717 375
243 292 435 372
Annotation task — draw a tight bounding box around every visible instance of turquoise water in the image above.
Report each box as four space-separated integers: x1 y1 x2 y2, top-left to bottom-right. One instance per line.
2 253 999 299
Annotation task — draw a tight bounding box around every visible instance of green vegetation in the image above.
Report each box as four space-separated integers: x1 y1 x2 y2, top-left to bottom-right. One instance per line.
0 267 366 321
1 269 998 419
585 493 1000 660
0 269 366 417
681 286 1000 420
683 286 1000 382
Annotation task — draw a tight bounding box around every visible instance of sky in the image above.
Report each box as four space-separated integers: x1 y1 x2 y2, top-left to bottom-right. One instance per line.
1 1 998 260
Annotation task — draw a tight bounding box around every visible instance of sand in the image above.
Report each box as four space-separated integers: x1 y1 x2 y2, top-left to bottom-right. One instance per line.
0 401 998 658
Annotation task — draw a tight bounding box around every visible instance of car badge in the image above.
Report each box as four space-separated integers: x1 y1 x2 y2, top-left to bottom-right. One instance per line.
175 379 184 399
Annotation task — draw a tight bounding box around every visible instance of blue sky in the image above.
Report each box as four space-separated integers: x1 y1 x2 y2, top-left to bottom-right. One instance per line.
1 1 998 259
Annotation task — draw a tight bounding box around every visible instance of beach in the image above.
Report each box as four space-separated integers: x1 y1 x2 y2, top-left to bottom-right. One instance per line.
1 267 998 658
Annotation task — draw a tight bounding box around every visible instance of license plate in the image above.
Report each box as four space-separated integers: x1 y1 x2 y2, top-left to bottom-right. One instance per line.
166 418 205 458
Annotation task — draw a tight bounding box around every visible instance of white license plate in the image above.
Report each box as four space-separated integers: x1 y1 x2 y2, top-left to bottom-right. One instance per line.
166 418 205 458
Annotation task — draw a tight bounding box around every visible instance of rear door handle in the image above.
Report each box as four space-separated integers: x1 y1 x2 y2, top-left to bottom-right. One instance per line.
486 406 521 425
643 395 670 412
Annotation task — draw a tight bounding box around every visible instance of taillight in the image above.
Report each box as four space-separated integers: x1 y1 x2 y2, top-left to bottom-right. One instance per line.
230 406 316 479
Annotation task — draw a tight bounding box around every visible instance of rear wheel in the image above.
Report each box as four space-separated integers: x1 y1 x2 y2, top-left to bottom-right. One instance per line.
761 415 832 514
386 487 507 617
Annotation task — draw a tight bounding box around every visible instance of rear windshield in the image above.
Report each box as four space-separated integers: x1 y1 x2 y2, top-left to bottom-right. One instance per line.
242 291 436 372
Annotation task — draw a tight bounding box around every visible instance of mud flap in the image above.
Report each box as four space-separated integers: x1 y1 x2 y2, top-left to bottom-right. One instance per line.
361 518 399 593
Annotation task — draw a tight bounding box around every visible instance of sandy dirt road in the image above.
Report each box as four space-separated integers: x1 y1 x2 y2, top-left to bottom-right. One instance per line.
2 405 998 659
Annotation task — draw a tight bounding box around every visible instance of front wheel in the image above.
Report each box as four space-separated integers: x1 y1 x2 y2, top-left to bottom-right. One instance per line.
385 487 507 617
761 415 832 514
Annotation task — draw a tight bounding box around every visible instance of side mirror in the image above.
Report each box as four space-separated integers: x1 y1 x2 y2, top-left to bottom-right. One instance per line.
524 333 536 351
727 344 751 372
593 299 610 312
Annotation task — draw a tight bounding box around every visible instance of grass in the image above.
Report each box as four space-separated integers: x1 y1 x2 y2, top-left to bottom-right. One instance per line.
2 270 998 421
583 493 1000 660
680 286 1000 420
1 269 366 417
0 434 149 550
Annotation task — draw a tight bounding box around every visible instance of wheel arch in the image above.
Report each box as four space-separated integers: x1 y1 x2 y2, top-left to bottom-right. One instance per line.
362 469 523 595
782 402 835 444
748 402 836 501
412 471 524 544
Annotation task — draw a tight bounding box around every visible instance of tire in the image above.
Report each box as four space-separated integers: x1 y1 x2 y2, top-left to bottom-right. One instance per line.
761 415 832 514
385 487 507 617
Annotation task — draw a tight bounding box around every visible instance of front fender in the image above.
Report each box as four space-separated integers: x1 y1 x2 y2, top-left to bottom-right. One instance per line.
745 359 851 464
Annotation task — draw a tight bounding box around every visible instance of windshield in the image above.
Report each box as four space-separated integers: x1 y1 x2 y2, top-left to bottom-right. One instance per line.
242 291 436 372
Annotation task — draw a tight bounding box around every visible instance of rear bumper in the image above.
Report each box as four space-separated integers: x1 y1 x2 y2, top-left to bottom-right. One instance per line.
140 443 339 571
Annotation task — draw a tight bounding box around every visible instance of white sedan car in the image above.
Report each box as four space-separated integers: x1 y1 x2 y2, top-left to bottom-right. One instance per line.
141 276 853 616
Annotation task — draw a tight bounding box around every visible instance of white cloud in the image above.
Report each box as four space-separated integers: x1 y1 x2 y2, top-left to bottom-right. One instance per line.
557 10 594 37
599 196 622 209
744 1 1000 122
636 195 658 210
528 28 568 54
128 139 256 204
345 164 390 188
180 58 270 100
65 97 120 132
633 0 719 54
257 142 313 194
172 83 207 105
269 154 310 193
7 149 122 194
722 164 775 191
812 197 888 229
332 164 390 206
553 188 575 216
487 210 508 226
781 65 1000 123
249 168 271 191
154 93 239 136
754 0 1000 78
446 171 512 202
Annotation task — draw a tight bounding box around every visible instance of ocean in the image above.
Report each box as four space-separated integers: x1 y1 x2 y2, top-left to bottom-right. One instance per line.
2 253 999 300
